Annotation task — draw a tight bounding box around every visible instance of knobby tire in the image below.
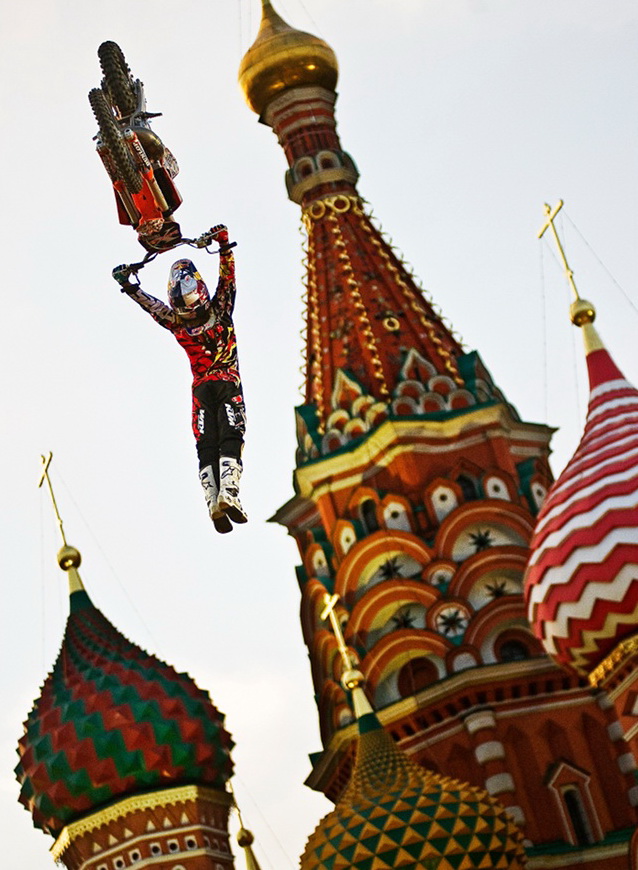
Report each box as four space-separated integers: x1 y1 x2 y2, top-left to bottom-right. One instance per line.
89 87 142 194
98 41 137 119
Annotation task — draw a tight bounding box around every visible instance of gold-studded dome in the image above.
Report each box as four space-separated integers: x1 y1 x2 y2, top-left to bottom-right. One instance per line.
238 0 338 117
301 712 526 869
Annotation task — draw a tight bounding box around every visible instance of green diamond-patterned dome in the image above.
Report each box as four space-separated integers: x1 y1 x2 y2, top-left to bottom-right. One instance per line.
301 713 526 870
16 587 233 836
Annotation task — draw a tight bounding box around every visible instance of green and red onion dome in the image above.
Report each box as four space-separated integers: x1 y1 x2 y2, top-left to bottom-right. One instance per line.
16 586 233 836
301 711 526 869
525 304 638 675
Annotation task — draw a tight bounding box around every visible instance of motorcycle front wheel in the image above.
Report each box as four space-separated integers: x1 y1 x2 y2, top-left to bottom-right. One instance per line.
89 88 142 194
98 41 137 119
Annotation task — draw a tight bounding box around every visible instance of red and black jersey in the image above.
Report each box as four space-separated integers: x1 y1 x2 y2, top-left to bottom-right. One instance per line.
125 250 241 387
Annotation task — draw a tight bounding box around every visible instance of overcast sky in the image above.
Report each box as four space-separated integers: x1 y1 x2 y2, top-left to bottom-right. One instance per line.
1 1 637 867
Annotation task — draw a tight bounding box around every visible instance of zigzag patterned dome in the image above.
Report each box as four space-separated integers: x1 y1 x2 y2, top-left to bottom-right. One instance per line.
301 711 526 869
16 580 233 836
525 300 638 675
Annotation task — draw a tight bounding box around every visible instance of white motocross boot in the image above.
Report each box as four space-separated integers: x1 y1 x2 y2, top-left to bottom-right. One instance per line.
199 466 232 534
218 457 248 524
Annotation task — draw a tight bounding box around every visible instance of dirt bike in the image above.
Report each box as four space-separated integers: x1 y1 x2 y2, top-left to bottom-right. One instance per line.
89 41 183 253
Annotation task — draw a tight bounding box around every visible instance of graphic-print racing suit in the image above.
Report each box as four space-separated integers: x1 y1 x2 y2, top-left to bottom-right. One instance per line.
121 242 246 528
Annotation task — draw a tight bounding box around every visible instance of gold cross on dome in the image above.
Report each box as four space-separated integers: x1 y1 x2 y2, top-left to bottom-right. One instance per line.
538 200 581 300
321 593 355 672
38 452 68 547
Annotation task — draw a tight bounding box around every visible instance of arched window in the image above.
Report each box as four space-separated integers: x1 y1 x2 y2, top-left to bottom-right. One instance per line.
499 639 530 662
457 474 477 501
564 787 593 845
360 499 379 533
398 657 439 696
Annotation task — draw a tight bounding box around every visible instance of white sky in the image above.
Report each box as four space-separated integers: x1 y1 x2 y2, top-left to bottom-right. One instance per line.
1 1 637 867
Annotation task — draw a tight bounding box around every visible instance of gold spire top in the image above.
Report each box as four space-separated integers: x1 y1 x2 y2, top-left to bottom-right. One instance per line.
538 200 603 352
229 784 263 870
321 593 373 718
238 0 338 117
38 452 85 593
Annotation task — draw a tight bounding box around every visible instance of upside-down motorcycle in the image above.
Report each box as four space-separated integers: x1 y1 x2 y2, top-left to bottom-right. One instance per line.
89 41 183 252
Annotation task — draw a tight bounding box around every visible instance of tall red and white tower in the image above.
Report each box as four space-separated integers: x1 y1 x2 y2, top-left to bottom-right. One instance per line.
239 3 638 865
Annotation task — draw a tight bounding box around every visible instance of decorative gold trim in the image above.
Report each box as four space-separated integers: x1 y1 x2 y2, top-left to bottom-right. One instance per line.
589 636 638 688
50 785 232 860
304 216 325 424
287 404 552 501
289 168 358 204
358 211 463 385
302 194 362 224
327 211 390 401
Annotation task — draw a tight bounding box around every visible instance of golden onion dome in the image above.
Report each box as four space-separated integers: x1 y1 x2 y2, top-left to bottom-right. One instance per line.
238 0 338 117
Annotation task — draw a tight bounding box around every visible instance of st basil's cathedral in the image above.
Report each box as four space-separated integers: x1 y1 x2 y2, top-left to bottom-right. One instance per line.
14 1 638 868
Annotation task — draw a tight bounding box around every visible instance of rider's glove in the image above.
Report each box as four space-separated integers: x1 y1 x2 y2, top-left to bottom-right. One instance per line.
113 265 135 292
210 224 231 251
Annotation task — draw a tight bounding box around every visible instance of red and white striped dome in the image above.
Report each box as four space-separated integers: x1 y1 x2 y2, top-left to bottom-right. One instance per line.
525 314 638 675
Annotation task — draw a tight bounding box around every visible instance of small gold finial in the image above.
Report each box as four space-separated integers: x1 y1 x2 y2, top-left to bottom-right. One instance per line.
38 453 85 592
237 828 254 847
229 784 263 870
538 201 603 348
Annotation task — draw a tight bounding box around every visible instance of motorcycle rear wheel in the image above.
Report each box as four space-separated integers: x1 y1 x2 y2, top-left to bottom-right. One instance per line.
89 87 142 194
98 41 137 119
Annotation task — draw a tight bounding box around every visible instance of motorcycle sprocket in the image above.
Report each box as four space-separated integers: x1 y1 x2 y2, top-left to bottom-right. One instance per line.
98 41 137 119
89 87 142 194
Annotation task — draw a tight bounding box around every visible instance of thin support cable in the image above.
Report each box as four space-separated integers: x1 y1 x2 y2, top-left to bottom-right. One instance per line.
40 492 47 673
291 0 321 33
539 242 549 424
564 211 638 316
232 772 297 870
238 0 245 57
55 469 159 649
566 280 583 426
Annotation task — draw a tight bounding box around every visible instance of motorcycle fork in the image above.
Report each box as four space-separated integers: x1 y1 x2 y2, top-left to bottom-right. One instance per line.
124 129 170 214
97 143 140 226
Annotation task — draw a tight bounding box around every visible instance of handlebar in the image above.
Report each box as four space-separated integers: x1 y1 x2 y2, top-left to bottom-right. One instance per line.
115 229 237 282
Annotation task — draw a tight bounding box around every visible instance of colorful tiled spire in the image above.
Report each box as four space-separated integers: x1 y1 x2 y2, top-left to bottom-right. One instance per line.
16 457 233 837
525 202 638 675
239 1 494 444
301 596 527 869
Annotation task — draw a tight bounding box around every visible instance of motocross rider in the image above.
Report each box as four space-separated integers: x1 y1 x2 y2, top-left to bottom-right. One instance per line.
113 224 246 534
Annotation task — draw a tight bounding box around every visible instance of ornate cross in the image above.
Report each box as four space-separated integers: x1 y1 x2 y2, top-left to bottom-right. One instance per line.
538 200 581 300
321 593 354 672
38 452 68 547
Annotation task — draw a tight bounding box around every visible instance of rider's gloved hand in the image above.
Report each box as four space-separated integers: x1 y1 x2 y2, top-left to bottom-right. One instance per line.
113 264 134 291
210 224 231 251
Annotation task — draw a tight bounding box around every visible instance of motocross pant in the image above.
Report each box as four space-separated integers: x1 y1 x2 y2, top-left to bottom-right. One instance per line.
192 380 246 485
